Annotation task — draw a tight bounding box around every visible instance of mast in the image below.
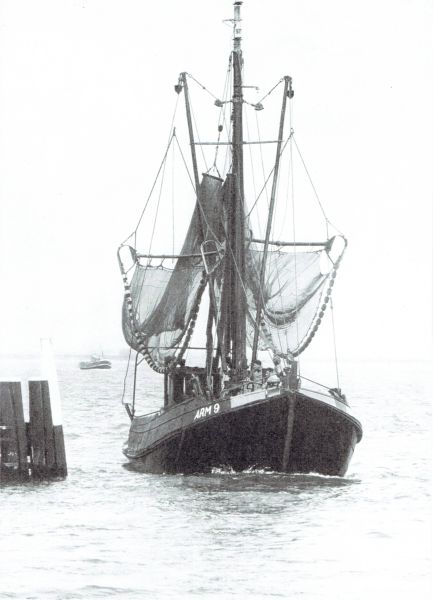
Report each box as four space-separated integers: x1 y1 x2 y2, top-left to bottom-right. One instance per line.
178 72 217 383
229 0 246 376
180 72 200 192
251 76 291 365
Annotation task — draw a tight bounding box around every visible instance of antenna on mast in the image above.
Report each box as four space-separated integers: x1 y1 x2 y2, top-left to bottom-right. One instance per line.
223 1 243 46
233 1 242 51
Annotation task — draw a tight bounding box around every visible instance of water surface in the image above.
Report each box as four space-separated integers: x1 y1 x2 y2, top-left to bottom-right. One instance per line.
0 358 431 599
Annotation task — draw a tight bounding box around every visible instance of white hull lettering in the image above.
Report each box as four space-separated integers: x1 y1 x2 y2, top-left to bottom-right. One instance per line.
193 402 221 421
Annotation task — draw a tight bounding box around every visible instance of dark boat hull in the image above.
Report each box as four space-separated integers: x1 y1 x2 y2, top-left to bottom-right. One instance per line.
124 386 362 476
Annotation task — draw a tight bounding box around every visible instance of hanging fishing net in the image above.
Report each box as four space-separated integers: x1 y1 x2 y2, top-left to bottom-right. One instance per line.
120 174 224 371
245 236 346 356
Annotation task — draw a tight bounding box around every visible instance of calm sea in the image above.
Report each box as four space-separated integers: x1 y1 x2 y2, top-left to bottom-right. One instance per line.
0 357 431 599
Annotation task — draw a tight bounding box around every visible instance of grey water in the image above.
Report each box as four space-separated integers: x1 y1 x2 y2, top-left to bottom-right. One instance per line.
0 357 431 599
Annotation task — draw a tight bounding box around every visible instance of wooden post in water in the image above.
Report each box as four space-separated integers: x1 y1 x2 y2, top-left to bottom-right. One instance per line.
0 381 29 480
28 379 67 478
41 339 67 477
28 379 45 477
0 341 67 482
27 339 67 478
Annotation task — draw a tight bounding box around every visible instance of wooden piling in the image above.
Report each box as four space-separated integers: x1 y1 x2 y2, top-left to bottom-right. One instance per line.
53 425 67 477
0 381 29 480
40 338 67 477
42 380 56 473
1 339 67 483
28 380 46 477
28 379 67 478
42 380 67 477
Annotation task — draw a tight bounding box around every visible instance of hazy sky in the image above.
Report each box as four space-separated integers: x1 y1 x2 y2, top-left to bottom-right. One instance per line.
0 0 432 360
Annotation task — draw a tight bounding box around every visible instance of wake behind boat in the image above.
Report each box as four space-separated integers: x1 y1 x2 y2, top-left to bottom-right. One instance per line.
79 356 111 370
118 1 362 475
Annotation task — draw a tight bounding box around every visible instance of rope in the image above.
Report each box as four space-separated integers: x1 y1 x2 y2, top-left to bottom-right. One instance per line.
121 346 133 406
330 296 341 389
289 118 300 354
119 61 345 377
210 57 232 175
172 139 175 255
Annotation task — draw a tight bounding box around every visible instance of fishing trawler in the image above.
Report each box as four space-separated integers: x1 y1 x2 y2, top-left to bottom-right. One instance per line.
79 356 111 370
118 2 362 475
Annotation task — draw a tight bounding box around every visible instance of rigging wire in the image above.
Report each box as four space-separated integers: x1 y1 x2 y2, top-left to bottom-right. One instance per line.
174 135 196 194
265 94 294 357
121 94 180 246
272 179 290 354
275 164 289 242
234 154 281 361
256 78 284 105
292 136 344 238
210 128 223 178
122 60 341 372
171 138 175 255
276 98 293 242
186 72 220 101
255 109 271 228
289 111 301 356
120 59 252 373
210 57 232 175
288 125 344 381
244 107 259 233
246 131 293 218
133 135 172 331
120 130 175 247
147 137 170 255
189 93 209 173
243 103 297 357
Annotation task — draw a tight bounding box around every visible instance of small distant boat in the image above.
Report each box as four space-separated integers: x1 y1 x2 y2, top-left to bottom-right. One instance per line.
79 355 111 370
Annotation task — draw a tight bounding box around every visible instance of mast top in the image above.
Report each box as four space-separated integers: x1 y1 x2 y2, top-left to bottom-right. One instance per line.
233 1 242 53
